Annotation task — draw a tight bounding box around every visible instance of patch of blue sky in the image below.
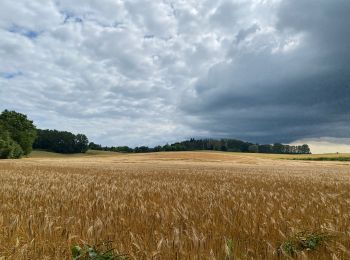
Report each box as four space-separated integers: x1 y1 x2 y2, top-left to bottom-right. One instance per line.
8 24 40 39
61 10 83 24
0 71 23 79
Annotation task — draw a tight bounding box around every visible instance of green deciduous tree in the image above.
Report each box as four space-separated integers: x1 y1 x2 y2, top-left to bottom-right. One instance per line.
75 134 89 153
300 144 311 154
0 110 37 155
0 124 24 159
34 129 89 154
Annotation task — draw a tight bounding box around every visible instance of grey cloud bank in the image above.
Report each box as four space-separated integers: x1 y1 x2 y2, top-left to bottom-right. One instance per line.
0 0 349 151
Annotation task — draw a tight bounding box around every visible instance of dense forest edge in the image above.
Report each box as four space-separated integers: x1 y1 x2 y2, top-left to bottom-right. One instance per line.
88 139 311 154
0 109 311 159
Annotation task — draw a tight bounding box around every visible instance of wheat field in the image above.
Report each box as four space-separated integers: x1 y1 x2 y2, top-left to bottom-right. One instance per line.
0 151 349 259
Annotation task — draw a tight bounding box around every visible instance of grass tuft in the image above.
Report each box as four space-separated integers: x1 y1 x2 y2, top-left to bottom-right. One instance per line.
224 238 234 260
278 230 332 256
71 241 128 260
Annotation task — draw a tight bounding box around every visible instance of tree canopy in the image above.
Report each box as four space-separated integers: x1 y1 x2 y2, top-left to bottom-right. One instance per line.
33 129 89 154
0 110 37 158
0 124 24 159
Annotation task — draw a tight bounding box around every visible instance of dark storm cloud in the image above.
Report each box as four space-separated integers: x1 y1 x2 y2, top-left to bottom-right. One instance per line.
181 0 350 143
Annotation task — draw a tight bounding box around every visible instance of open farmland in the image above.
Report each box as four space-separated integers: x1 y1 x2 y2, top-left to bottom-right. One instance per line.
0 151 349 259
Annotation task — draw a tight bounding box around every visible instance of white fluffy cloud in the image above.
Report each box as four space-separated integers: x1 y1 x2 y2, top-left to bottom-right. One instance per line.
0 0 349 151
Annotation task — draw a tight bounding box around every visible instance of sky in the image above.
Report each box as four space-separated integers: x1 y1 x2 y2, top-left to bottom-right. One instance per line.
0 0 349 153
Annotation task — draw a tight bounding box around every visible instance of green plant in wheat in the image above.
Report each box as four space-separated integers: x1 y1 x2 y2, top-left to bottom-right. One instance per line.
278 230 332 256
71 241 128 260
224 238 234 260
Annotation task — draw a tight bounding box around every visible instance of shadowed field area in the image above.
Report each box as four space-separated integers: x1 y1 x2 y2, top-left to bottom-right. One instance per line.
0 151 349 259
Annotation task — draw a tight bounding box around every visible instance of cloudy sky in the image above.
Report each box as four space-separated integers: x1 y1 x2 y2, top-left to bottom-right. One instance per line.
1 0 349 152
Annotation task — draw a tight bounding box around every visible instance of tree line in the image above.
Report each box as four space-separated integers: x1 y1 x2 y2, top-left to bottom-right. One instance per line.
0 109 311 159
89 138 311 154
33 129 89 154
0 110 89 158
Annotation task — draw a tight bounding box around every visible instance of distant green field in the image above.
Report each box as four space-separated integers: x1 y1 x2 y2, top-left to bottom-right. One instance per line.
290 156 350 161
282 153 350 161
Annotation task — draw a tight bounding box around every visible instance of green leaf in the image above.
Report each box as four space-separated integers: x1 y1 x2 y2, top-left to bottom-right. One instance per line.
71 245 82 259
